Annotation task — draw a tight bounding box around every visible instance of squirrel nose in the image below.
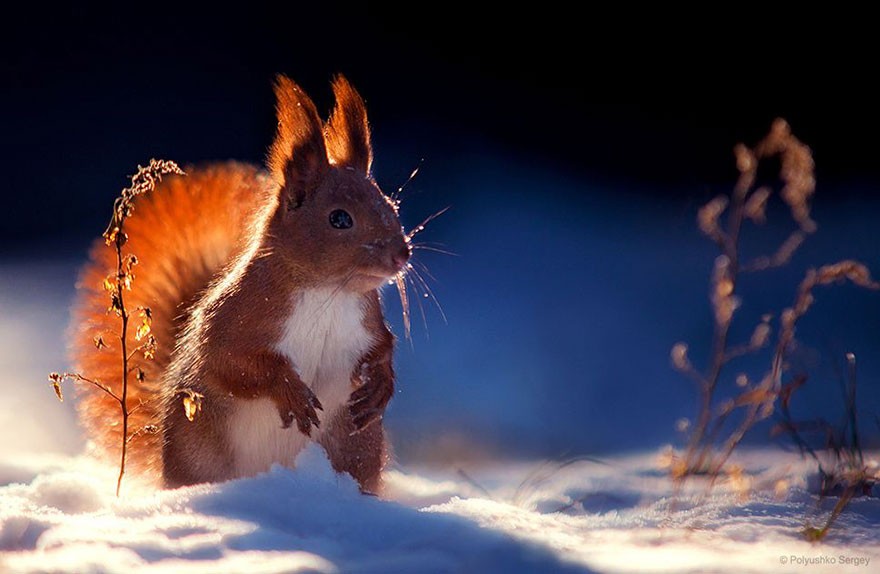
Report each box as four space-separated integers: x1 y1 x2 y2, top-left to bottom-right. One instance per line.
391 243 411 272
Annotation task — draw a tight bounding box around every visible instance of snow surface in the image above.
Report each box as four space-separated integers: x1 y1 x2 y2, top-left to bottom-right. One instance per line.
2 446 879 573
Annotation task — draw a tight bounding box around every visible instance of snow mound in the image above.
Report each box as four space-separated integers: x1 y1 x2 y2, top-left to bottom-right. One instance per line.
0 445 584 573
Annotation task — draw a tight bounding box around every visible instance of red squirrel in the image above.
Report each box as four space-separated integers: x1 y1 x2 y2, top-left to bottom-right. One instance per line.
71 76 408 493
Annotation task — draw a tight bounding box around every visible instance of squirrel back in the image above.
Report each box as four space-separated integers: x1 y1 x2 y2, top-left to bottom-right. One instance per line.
71 163 273 481
71 76 407 492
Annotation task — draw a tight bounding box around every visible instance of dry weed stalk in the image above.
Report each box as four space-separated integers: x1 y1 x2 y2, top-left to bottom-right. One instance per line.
670 119 879 484
773 352 879 540
49 159 184 496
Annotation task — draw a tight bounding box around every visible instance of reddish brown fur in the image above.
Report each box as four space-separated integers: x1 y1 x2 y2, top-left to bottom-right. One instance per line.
72 163 271 482
269 76 329 208
72 76 405 492
325 75 372 173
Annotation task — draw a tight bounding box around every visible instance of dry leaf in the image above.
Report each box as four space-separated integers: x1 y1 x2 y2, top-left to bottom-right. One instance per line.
182 390 204 422
48 372 64 402
135 320 151 341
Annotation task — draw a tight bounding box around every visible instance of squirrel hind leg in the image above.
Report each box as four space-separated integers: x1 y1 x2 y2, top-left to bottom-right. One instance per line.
318 409 388 495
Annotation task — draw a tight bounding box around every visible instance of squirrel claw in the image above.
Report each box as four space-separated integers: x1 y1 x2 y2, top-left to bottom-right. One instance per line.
289 406 318 435
274 383 321 436
296 417 313 436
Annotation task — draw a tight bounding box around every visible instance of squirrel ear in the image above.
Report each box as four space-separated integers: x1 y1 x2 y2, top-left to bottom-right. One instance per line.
268 75 329 209
324 75 372 175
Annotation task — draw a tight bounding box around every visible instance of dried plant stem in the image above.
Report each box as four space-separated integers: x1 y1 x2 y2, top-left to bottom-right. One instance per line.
775 351 879 540
113 225 131 497
50 159 183 496
804 487 856 541
684 143 760 475
692 241 739 467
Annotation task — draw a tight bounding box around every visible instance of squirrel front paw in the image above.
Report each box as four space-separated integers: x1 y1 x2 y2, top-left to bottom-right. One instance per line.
273 377 323 435
348 360 393 433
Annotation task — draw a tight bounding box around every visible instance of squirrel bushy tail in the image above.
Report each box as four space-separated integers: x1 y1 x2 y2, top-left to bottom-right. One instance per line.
70 162 272 480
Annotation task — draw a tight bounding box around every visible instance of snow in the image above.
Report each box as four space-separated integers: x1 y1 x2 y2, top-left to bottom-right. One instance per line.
2 445 879 573
0 447 583 573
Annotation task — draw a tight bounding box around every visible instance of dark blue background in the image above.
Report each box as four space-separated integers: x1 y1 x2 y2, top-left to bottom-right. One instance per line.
2 6 879 462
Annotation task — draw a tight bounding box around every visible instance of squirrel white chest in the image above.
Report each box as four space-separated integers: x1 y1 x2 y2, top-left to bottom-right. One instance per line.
276 287 373 403
228 288 373 478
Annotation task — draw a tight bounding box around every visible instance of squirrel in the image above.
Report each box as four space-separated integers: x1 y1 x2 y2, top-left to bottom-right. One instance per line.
70 75 409 494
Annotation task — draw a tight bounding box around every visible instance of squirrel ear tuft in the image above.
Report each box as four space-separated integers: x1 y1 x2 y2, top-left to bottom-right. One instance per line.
268 75 329 209
324 75 372 175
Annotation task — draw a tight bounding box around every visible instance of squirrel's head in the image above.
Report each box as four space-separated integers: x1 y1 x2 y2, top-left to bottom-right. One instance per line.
266 75 410 293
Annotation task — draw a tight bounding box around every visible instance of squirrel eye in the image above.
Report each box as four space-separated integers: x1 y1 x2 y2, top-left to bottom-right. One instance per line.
329 209 353 229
